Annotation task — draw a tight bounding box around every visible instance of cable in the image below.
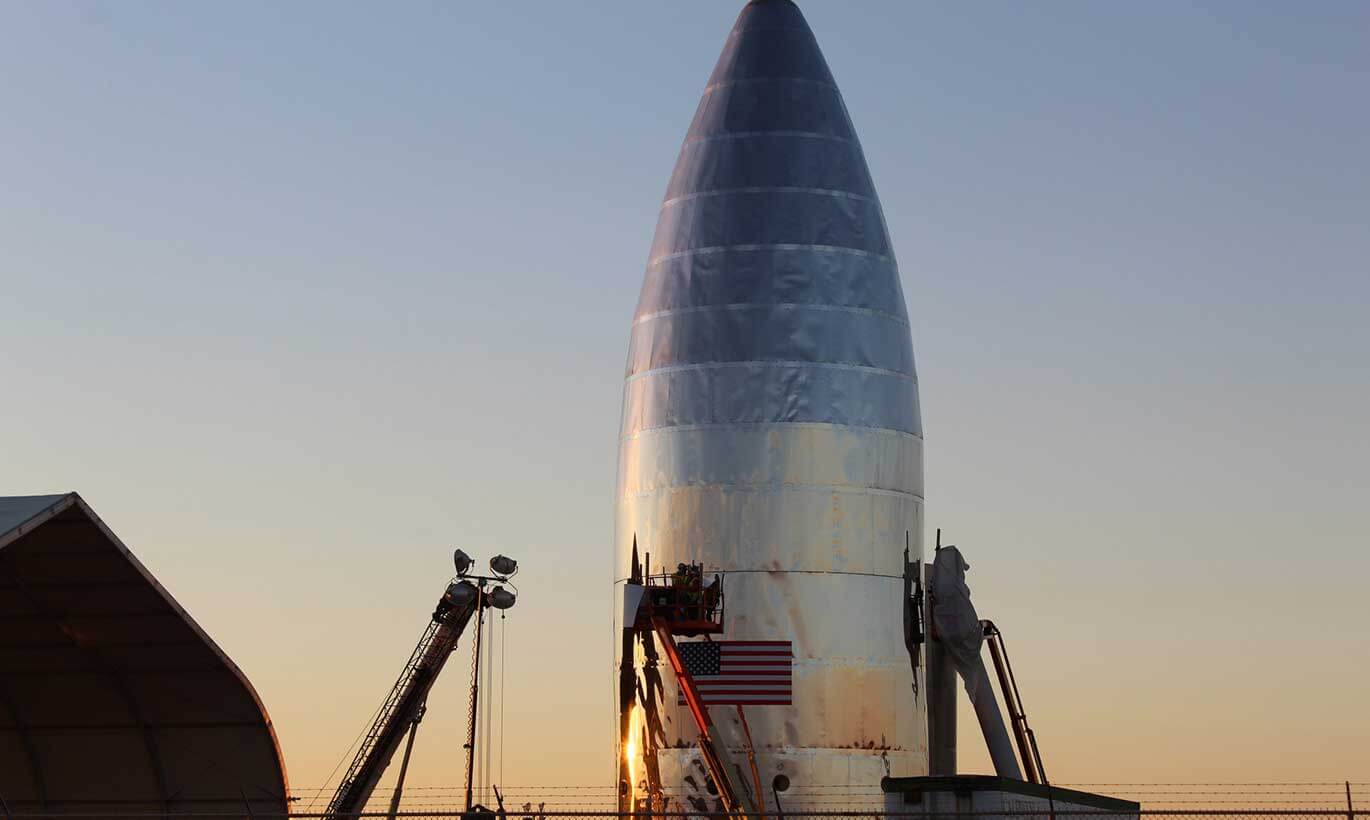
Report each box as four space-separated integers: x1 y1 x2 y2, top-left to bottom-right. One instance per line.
303 678 396 812
484 612 495 803
501 608 508 789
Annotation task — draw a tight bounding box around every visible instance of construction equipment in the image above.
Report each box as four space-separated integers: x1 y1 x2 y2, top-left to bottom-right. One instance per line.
324 577 480 819
921 543 1048 785
618 547 756 818
325 550 520 820
983 620 1047 785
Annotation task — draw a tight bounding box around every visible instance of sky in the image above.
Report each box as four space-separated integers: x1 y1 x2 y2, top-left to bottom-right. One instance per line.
2 0 1368 806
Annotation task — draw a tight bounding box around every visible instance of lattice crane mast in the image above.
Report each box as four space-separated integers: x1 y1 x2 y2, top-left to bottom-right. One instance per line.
324 576 480 819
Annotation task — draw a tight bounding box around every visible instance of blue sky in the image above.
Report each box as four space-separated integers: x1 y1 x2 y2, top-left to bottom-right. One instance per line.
2 0 1367 795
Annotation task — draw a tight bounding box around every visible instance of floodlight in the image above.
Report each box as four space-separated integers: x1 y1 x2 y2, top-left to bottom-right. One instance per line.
489 555 517 577
445 580 478 607
488 585 517 610
453 549 473 577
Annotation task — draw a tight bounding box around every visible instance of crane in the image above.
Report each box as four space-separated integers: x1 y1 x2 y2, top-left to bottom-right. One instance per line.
324 576 481 819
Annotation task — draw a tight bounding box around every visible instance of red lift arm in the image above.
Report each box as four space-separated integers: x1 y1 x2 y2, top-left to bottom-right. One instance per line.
622 563 756 817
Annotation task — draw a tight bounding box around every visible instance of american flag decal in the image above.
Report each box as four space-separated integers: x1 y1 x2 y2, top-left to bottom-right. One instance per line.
676 640 793 706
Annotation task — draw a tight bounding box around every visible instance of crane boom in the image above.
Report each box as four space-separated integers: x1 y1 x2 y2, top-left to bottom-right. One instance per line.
325 579 480 819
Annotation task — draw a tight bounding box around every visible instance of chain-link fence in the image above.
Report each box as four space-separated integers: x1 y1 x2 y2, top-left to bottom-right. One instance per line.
268 784 1368 813
1 812 1369 819
3 783 1365 820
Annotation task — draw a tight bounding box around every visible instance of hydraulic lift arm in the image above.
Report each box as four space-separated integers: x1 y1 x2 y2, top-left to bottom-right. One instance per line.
325 579 481 819
650 617 756 817
620 559 758 818
982 620 1047 785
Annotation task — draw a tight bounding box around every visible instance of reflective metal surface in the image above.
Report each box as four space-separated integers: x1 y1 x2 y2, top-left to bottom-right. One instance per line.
614 0 925 811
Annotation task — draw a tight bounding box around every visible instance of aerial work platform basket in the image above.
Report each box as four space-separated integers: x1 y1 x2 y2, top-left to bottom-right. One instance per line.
637 562 724 636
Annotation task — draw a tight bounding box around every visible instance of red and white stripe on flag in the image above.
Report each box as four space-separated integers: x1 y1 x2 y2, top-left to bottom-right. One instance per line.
676 640 792 706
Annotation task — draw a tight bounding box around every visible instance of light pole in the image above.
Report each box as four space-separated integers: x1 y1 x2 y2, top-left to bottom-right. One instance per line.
453 550 518 814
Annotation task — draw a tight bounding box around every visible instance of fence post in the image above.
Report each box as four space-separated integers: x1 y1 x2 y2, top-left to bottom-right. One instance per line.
1349 780 1356 820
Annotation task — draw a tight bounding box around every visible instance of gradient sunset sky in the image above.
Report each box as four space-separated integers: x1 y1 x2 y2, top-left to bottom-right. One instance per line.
2 0 1367 801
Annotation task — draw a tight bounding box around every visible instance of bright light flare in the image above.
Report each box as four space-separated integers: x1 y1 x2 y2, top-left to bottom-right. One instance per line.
625 704 644 804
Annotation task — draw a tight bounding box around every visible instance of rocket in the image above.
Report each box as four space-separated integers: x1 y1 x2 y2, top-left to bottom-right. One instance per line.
614 0 925 811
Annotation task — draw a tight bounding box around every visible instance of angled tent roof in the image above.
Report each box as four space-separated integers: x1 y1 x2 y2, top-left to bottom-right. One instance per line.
0 493 289 816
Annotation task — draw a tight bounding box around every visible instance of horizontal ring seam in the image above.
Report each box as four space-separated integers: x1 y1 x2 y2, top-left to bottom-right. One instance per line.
618 421 923 443
650 244 893 267
683 131 854 145
703 77 838 93
618 486 924 501
625 360 916 383
632 302 909 327
660 187 876 210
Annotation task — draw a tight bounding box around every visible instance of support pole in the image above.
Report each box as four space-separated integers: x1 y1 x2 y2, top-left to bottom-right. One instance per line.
619 540 644 815
929 544 1021 780
925 561 956 776
464 588 487 812
964 657 1023 780
386 708 424 820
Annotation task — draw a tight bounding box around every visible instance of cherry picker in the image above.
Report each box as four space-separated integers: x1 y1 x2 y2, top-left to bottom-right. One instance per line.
618 542 757 818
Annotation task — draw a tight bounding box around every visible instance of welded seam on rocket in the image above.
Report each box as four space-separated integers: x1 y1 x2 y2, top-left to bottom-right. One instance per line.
632 303 910 327
683 131 855 145
649 244 894 267
702 77 838 93
619 484 923 501
617 420 924 442
660 187 877 209
624 360 915 382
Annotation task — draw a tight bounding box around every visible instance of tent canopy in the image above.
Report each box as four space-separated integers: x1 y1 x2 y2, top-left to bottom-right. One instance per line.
0 493 288 815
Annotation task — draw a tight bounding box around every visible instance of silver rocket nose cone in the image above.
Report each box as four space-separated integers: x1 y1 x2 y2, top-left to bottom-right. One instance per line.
616 0 926 808
626 0 917 435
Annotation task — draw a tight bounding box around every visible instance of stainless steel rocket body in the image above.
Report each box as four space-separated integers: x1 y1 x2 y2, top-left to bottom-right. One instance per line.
614 0 926 808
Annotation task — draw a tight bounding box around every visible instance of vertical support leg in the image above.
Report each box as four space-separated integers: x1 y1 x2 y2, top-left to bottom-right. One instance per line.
619 540 645 815
387 710 423 820
964 658 1022 780
925 563 957 775
464 591 486 812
